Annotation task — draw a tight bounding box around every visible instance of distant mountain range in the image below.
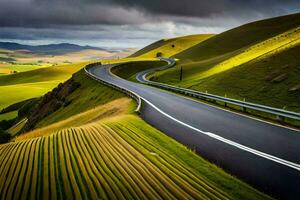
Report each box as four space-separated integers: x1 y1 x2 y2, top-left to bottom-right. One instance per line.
0 42 105 55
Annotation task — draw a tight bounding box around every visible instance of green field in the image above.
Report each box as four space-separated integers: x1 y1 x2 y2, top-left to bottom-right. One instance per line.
0 63 51 75
0 111 17 121
0 81 59 110
0 63 86 110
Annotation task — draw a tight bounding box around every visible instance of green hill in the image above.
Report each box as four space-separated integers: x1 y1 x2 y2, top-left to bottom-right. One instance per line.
174 13 300 62
130 34 214 58
0 63 86 110
150 13 300 112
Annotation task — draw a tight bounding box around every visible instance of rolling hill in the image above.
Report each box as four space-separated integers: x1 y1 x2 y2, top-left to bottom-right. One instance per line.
174 13 300 63
130 34 214 58
0 42 104 55
149 13 300 112
0 43 136 76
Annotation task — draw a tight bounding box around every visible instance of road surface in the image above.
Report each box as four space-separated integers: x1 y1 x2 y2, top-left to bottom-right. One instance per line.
87 60 300 200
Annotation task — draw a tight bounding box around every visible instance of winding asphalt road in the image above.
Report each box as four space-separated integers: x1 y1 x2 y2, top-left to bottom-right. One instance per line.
87 60 300 200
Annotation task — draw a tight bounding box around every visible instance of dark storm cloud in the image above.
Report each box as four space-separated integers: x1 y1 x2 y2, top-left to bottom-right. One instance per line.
0 0 299 48
0 0 147 27
0 0 299 27
111 0 300 17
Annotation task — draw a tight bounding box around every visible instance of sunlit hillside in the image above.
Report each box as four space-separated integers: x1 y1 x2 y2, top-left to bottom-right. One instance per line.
131 34 214 58
150 13 300 111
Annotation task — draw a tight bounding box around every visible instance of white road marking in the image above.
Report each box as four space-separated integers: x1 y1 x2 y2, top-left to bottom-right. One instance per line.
139 58 300 132
142 97 300 172
87 63 300 172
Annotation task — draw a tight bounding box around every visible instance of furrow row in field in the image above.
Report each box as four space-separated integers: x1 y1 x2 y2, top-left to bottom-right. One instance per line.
0 119 236 199
2 140 29 199
59 129 81 199
0 143 15 171
98 124 186 199
102 123 206 199
88 125 151 199
77 127 128 199
19 138 37 200
106 119 229 199
67 128 98 199
28 137 42 199
10 139 34 199
91 125 170 199
82 125 140 199
0 141 26 197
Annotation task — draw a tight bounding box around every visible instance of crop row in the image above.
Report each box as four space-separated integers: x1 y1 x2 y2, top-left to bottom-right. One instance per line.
0 122 230 199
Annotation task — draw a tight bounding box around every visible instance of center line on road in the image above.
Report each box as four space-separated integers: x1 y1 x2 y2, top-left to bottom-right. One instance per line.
88 63 300 172
141 98 300 172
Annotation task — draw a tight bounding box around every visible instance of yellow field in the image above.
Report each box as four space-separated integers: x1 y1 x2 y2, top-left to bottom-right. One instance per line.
16 49 135 64
0 63 51 75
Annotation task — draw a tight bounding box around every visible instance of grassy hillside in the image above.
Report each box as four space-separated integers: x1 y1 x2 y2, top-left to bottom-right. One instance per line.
0 58 271 199
34 69 129 129
36 58 166 122
174 13 300 62
130 39 171 57
187 43 300 112
150 13 300 112
0 63 86 109
130 34 214 58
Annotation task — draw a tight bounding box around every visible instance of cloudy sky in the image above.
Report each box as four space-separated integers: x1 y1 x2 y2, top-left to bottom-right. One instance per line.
0 0 299 49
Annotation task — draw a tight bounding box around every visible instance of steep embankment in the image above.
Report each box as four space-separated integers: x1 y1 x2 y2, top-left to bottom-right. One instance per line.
20 69 129 133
